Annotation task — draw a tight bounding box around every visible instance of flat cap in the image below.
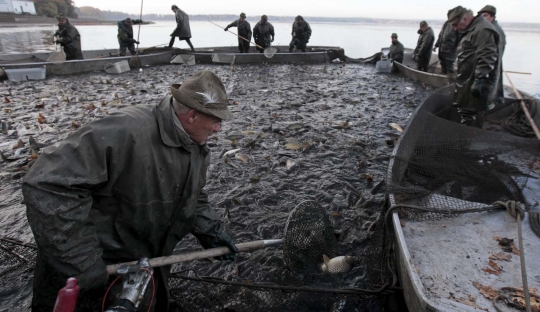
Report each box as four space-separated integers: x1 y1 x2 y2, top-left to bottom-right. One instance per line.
240 12 246 18
171 5 178 9
447 6 467 24
391 33 398 38
478 5 496 15
124 18 133 24
56 13 65 21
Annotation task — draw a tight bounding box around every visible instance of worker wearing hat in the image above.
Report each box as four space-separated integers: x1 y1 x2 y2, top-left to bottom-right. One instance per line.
117 17 143 56
478 5 506 106
412 21 435 72
447 6 501 128
388 33 404 63
24 70 237 311
433 10 459 74
54 12 83 60
225 13 252 53
169 4 195 51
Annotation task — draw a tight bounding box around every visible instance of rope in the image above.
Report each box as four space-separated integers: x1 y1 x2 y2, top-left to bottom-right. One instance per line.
171 269 395 296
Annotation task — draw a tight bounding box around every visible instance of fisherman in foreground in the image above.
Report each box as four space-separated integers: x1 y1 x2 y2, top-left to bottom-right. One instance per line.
412 21 435 72
54 13 83 60
117 18 142 56
225 13 252 53
289 15 312 53
169 4 195 51
388 33 404 63
448 6 500 128
253 15 275 53
433 10 459 74
478 4 506 107
23 70 238 311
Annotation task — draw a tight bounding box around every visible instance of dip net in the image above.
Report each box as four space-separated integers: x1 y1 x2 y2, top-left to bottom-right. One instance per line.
386 85 540 216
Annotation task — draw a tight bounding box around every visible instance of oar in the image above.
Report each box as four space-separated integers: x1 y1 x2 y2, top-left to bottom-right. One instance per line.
208 21 277 58
130 0 144 68
504 71 540 139
106 239 283 275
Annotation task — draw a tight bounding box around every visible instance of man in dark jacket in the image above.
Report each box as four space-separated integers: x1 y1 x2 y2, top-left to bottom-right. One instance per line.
412 21 435 72
225 13 252 53
479 4 506 107
169 5 195 51
388 33 404 63
448 6 500 128
117 18 142 56
253 15 275 53
23 70 238 311
54 13 83 60
289 15 312 53
433 12 459 74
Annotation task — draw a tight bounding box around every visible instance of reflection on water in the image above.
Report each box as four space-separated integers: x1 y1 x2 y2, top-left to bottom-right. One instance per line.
0 26 56 54
0 21 538 96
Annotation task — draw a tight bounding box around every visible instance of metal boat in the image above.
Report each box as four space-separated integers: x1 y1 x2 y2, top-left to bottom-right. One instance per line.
387 84 540 311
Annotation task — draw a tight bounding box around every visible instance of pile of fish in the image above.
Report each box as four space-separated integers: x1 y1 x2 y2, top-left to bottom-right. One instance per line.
0 62 435 310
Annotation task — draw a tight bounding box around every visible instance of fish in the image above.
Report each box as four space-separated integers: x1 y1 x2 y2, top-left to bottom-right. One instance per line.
286 159 297 171
223 149 241 157
320 255 354 273
286 123 304 130
225 133 244 140
235 153 249 163
389 123 403 132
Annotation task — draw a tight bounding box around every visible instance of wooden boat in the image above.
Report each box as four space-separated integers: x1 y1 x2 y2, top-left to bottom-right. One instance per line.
172 45 346 65
391 48 451 87
0 47 182 76
387 84 540 311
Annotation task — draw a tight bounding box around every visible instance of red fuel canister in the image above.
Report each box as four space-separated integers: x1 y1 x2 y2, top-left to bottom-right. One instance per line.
53 277 80 312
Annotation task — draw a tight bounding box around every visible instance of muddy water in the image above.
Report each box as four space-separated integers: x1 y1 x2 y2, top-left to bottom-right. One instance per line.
0 63 433 311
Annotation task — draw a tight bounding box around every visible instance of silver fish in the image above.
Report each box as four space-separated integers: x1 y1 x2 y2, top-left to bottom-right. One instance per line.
320 255 354 274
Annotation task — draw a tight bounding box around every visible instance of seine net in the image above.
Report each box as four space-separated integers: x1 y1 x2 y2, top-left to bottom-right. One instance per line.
387 85 540 217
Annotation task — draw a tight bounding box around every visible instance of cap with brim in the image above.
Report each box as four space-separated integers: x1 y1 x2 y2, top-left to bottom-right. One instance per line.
478 5 496 15
391 33 398 38
419 21 427 27
124 18 133 24
240 13 246 18
171 5 178 9
56 13 65 21
447 6 467 24
170 71 231 121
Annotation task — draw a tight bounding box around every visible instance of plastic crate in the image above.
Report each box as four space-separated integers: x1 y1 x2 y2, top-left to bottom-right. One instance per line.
104 60 130 74
375 59 393 73
5 67 46 81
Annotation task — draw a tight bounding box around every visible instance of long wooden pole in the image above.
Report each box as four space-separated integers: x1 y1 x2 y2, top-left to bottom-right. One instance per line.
106 239 283 275
136 0 143 51
504 71 540 139
208 21 264 50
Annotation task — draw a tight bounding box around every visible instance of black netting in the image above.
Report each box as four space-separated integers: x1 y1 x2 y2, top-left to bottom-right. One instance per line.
169 273 386 312
283 201 338 273
387 85 540 219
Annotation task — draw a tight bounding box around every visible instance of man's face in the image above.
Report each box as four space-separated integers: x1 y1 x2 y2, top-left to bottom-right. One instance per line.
420 25 428 32
452 14 472 31
172 8 177 13
182 111 222 144
481 12 494 22
58 18 66 26
391 37 397 43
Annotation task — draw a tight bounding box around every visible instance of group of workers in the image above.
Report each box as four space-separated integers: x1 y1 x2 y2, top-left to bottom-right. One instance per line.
53 8 313 60
387 4 507 128
31 3 509 312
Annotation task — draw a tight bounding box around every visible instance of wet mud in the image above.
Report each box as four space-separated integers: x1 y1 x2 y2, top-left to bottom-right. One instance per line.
0 62 435 311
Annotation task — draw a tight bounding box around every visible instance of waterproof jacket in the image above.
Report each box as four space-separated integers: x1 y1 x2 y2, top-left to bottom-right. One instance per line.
23 96 223 301
491 20 506 106
227 19 252 41
413 27 435 63
292 21 312 40
435 21 459 61
171 9 192 38
55 20 83 60
388 41 404 63
117 19 142 46
253 21 274 48
454 15 500 111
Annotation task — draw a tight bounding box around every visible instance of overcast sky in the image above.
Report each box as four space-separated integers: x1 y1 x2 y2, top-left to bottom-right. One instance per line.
72 0 539 23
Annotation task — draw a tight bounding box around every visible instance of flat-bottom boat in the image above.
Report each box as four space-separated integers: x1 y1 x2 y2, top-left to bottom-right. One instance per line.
387 84 540 311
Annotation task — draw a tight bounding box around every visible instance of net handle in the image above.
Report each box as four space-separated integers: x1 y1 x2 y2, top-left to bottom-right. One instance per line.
106 239 283 275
